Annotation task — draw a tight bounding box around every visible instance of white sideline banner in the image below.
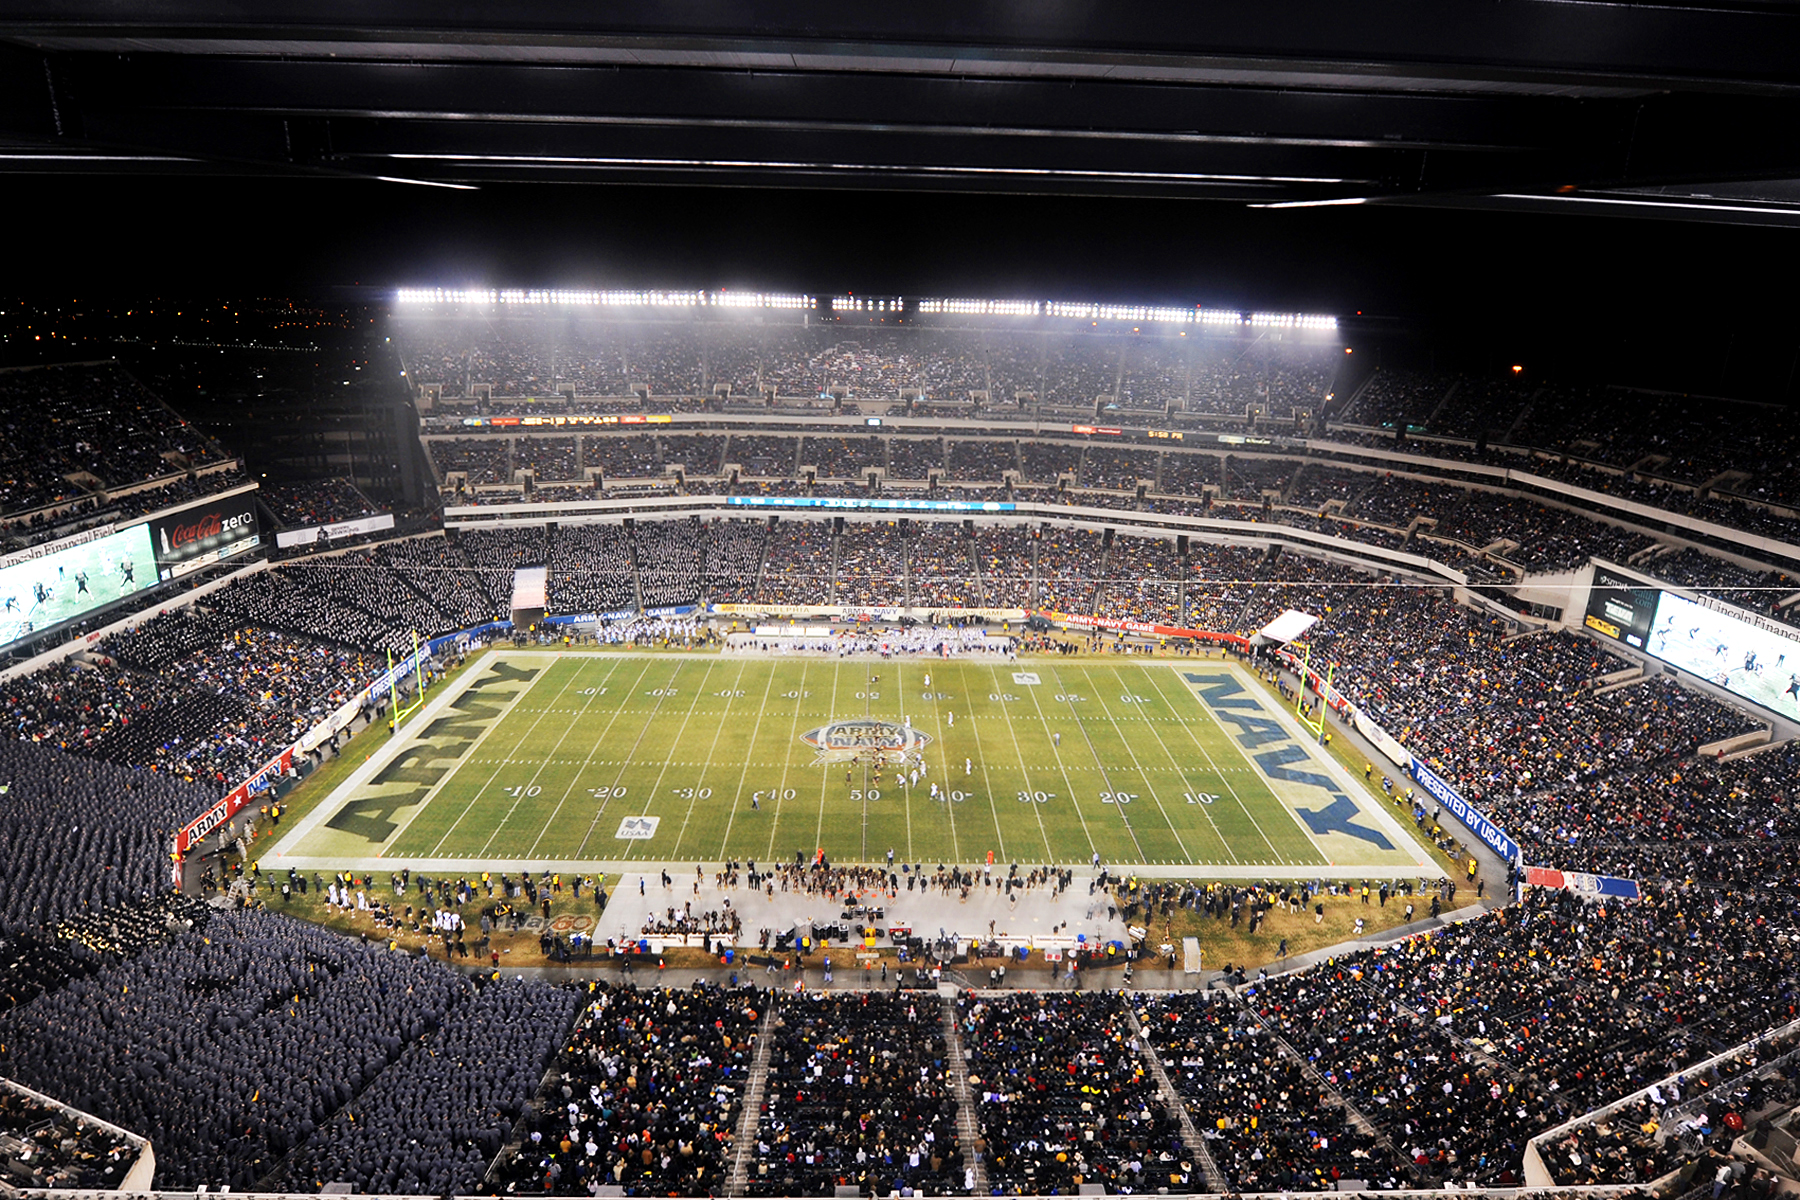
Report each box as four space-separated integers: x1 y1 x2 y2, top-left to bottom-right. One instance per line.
276 512 395 548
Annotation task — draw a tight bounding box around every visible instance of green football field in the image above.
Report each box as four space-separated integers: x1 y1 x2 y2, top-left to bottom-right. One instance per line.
270 651 1433 877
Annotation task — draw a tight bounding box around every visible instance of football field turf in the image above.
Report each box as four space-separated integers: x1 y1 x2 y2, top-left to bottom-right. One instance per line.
271 651 1432 877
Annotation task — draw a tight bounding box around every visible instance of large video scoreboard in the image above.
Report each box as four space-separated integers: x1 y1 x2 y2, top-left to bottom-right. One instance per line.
1583 568 1661 650
0 490 262 653
1585 567 1800 722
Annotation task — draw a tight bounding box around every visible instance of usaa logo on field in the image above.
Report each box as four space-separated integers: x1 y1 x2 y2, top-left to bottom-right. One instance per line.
802 719 933 765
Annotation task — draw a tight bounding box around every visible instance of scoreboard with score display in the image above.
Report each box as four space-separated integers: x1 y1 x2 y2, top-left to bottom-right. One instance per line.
1583 568 1660 649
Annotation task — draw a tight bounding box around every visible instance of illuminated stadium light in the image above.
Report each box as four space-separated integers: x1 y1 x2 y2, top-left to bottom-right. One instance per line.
391 288 1334 328
916 298 1333 329
1249 312 1339 331
395 288 815 310
713 291 815 310
829 297 904 314
916 299 1041 316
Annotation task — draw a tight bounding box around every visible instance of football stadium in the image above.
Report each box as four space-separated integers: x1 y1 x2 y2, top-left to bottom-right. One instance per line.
7 8 1800 1200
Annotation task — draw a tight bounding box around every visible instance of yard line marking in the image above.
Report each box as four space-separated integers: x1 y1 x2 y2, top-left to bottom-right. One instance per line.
714 658 783 859
1061 664 1195 864
1028 665 1147 862
1087 663 1240 864
973 660 1081 863
912 661 975 864
522 657 661 858
606 659 718 864
1139 664 1296 865
417 658 596 858
566 660 690 859
666 658 758 861
478 658 669 863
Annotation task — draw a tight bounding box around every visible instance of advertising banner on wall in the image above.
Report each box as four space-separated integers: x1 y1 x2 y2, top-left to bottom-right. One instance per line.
176 747 295 853
1524 865 1640 899
1407 757 1521 863
1045 611 1251 646
274 512 396 549
149 495 262 581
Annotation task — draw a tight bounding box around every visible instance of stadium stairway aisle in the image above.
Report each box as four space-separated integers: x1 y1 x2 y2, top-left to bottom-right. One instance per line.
938 992 991 1195
723 1003 779 1197
1230 991 1419 1184
1124 1004 1227 1192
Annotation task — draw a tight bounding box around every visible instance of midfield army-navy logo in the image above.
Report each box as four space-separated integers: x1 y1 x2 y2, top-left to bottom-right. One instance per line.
801 719 933 764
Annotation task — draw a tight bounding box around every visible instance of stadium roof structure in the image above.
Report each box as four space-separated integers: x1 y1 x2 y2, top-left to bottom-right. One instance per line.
6 2 1800 224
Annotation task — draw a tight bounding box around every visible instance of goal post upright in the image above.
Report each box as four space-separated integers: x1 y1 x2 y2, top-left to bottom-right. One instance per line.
1293 641 1334 745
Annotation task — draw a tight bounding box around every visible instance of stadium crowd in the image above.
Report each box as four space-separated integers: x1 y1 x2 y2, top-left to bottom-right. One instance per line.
487 982 759 1196
749 991 967 1196
960 992 1192 1195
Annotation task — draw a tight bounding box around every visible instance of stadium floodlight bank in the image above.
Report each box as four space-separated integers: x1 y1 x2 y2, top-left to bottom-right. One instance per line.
392 286 1337 329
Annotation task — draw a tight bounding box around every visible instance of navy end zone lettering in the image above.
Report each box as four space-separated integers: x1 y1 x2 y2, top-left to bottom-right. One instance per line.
1184 672 1394 850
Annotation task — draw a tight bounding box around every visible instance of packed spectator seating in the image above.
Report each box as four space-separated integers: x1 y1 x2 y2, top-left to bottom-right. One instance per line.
729 434 801 477
584 433 662 480
910 524 981 608
459 526 549 612
17 323 1800 1199
1036 529 1105 614
1136 991 1407 1191
549 524 637 614
1220 455 1297 501
0 908 475 1189
212 548 457 657
948 439 1017 482
0 738 206 932
1284 463 1369 511
758 521 836 604
749 990 966 1196
661 434 727 477
0 1080 145 1188
0 363 232 520
433 438 514 487
635 519 706 608
1337 368 1450 430
0 658 301 786
262 477 379 529
961 992 1191 1195
972 526 1036 609
1157 450 1221 498
889 436 945 480
1096 536 1185 625
1085 448 1157 491
276 976 583 1196
517 437 581 482
489 982 758 1197
704 519 767 604
1019 441 1083 485
834 523 908 607
805 434 885 479
373 537 507 629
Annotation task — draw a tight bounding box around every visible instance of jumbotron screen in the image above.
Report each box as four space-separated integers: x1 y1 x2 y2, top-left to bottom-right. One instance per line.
0 492 261 653
1646 590 1800 721
0 525 160 650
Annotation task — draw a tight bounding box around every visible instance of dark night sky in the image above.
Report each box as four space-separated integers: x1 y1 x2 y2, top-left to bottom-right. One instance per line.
15 174 1800 394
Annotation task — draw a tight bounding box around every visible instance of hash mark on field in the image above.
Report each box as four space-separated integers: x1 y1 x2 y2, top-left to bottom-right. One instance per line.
567 659 681 858
666 660 749 860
